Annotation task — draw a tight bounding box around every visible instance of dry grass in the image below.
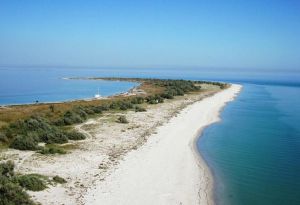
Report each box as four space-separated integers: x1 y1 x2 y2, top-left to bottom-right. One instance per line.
0 79 161 129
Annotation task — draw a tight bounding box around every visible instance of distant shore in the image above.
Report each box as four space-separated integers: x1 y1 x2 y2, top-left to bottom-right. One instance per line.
83 84 241 205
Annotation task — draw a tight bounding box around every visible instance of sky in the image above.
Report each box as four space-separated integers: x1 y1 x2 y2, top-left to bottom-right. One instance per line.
0 0 300 71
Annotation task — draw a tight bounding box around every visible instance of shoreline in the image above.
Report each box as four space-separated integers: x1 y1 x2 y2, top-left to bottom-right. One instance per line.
0 79 141 107
83 84 242 205
191 84 242 205
1 81 238 205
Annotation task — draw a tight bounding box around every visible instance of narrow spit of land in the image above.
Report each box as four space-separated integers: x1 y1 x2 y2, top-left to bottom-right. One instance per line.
0 78 237 205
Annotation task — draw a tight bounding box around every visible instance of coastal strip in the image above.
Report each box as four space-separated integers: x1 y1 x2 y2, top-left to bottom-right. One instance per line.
83 84 242 205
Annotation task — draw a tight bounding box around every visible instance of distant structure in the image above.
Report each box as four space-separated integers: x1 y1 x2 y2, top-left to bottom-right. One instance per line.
94 88 101 99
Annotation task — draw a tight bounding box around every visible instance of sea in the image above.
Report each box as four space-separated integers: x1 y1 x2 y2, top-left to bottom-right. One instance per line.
0 66 299 204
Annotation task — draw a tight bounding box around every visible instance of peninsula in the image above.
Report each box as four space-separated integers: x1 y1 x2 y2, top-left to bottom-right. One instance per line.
0 78 241 205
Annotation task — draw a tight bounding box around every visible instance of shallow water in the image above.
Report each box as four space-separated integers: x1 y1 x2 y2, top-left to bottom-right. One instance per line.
198 84 300 205
0 67 138 105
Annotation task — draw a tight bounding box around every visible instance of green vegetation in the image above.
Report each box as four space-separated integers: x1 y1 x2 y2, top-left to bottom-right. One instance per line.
16 174 47 191
0 161 37 205
39 146 66 155
0 78 227 153
135 105 146 112
117 116 129 124
0 160 14 178
0 132 8 143
130 96 144 104
0 161 68 204
52 175 67 184
0 179 36 205
146 95 164 104
2 115 86 152
9 135 38 150
65 131 86 140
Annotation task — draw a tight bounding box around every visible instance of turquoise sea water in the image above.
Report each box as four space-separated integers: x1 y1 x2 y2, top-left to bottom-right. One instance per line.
198 84 300 205
1 67 299 204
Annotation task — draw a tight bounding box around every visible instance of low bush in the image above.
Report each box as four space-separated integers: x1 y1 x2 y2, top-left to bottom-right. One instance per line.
90 106 103 114
146 95 164 104
0 132 8 143
65 131 86 140
0 161 38 205
9 135 38 150
39 131 68 144
9 116 52 135
53 175 67 184
39 146 66 155
17 174 47 191
119 101 133 110
0 160 14 178
117 116 128 124
97 104 110 111
66 131 86 140
135 106 146 112
131 97 144 104
62 110 84 125
0 177 36 205
160 92 174 99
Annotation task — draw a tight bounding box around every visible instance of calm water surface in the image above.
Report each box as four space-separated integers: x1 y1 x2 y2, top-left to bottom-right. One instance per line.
198 84 300 205
0 67 138 105
1 67 299 204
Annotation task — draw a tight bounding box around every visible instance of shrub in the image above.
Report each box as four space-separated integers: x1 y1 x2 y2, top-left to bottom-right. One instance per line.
39 146 66 155
135 106 146 112
0 132 8 143
97 104 110 111
119 101 133 110
49 105 55 112
39 131 68 144
81 106 94 115
9 135 38 151
53 119 65 126
9 116 53 136
63 111 84 125
109 102 119 109
146 95 164 104
0 177 36 205
117 116 128 124
160 92 174 99
53 175 67 184
90 106 103 114
65 131 86 140
131 97 144 104
17 174 47 191
73 107 88 119
0 161 14 178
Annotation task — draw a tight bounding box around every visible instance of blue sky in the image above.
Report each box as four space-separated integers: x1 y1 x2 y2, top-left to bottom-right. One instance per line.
0 0 299 71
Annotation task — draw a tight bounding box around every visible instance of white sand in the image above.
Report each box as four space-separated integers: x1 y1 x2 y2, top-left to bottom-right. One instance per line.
83 84 242 205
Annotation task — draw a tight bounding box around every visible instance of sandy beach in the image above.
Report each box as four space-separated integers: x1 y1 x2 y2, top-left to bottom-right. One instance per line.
1 84 241 205
83 84 241 205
